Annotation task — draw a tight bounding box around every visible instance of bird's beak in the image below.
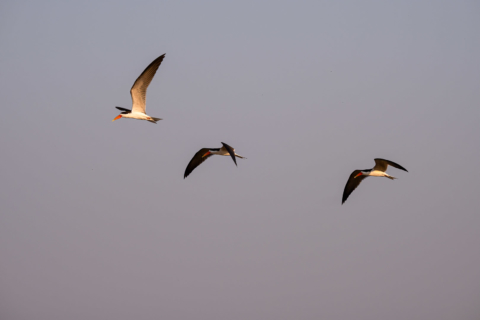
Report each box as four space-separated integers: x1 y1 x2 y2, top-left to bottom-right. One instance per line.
202 151 211 158
112 115 122 122
354 172 363 178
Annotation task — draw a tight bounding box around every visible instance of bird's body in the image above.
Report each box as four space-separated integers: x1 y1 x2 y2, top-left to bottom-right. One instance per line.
365 169 396 178
342 158 408 204
184 142 246 178
208 147 236 157
112 54 165 124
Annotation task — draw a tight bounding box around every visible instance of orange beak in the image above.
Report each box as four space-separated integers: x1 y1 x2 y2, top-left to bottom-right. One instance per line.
112 114 122 122
202 151 211 158
354 172 363 178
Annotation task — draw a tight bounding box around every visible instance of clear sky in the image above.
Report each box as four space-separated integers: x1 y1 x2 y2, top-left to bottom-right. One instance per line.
1 1 479 319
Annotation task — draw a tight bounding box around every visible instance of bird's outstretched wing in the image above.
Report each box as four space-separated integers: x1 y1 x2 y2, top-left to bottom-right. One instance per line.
130 54 165 114
221 142 237 166
342 170 368 204
184 148 214 178
373 158 408 172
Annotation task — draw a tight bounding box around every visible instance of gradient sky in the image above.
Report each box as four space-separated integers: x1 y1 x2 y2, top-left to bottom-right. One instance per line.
1 1 480 319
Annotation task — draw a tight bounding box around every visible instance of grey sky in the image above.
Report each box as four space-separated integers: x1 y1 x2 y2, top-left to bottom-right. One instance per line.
1 1 479 319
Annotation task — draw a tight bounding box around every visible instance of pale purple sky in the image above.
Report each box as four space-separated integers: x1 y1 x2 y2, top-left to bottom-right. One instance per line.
1 1 480 319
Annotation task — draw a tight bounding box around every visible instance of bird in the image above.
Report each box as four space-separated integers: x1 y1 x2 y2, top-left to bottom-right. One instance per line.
342 158 408 204
184 142 246 178
112 54 165 124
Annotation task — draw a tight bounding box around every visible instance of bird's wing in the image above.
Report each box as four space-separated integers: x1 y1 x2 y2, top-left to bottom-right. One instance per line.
221 142 237 166
184 148 214 178
130 54 165 114
374 158 408 172
342 170 368 204
115 106 131 113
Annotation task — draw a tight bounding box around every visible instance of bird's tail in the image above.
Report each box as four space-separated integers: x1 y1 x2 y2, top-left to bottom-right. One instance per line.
148 117 162 124
385 175 396 180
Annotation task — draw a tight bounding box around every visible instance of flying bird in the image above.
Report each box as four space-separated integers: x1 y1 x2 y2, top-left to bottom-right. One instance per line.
342 158 408 204
184 142 246 178
112 54 165 124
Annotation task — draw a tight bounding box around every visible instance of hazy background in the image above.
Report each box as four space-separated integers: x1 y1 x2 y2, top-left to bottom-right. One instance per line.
1 1 479 319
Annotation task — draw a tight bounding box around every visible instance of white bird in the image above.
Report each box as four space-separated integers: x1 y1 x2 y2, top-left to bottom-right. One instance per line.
342 158 408 204
184 142 246 178
112 54 165 124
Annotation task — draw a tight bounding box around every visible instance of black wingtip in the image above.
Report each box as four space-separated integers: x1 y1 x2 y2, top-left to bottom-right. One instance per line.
376 158 408 172
115 106 131 112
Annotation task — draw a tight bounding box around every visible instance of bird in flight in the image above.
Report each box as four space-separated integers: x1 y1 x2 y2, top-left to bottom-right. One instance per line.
184 142 246 178
342 158 408 204
112 54 165 124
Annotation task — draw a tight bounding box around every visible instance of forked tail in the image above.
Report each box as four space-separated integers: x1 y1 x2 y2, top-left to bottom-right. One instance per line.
148 117 162 124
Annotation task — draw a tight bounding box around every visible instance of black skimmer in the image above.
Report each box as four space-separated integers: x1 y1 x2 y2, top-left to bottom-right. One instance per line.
184 142 246 178
112 54 165 124
342 158 408 204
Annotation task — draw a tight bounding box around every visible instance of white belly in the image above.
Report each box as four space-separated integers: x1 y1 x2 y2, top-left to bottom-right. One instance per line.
369 170 386 177
123 112 149 120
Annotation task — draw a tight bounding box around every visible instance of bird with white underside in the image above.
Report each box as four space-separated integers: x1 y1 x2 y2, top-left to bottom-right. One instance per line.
184 142 246 178
342 158 408 204
112 54 165 124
